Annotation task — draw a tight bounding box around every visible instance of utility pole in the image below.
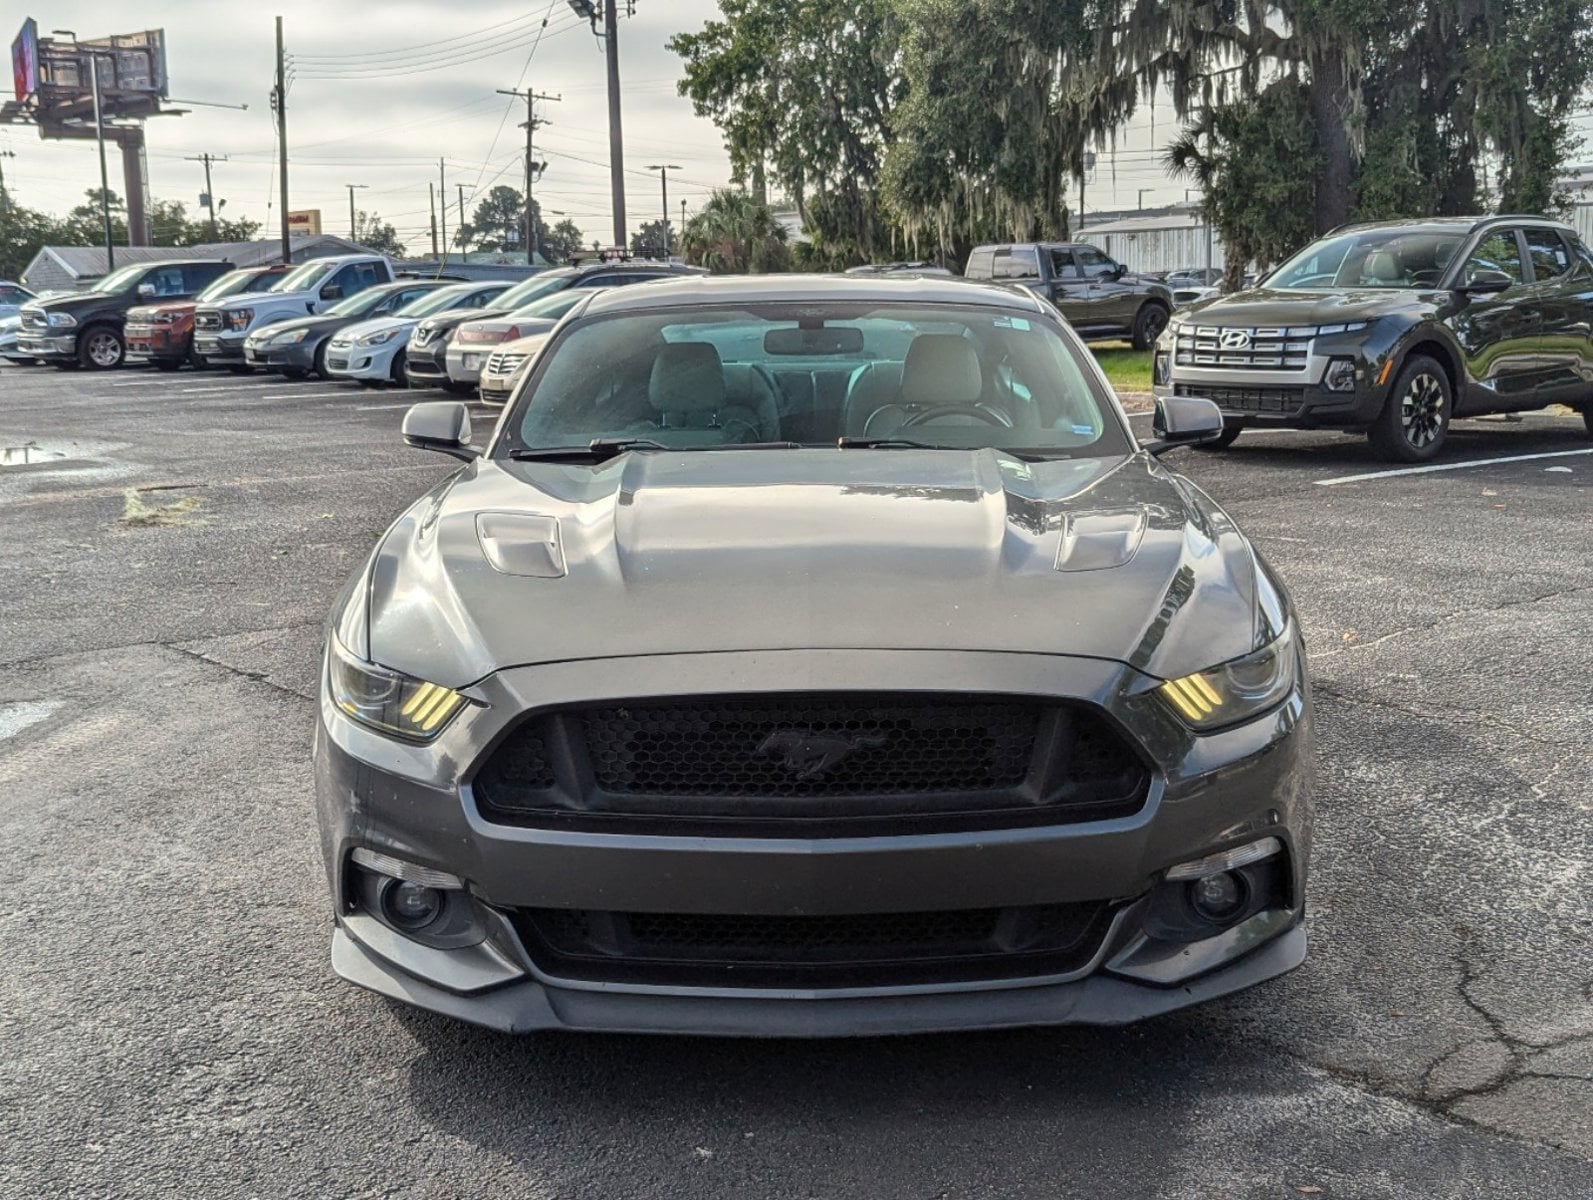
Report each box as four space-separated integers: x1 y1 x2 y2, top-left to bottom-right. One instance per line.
646 164 680 258
274 16 290 264
438 159 448 266
497 87 560 265
603 0 626 249
186 154 229 241
90 52 114 270
1078 150 1094 242
344 182 367 240
428 182 438 258
456 183 466 252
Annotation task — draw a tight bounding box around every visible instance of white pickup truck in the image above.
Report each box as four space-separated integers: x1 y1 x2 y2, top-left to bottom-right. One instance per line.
193 254 395 371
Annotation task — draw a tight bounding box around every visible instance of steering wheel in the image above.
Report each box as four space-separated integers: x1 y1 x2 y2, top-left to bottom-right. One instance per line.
901 404 1012 429
1407 269 1441 286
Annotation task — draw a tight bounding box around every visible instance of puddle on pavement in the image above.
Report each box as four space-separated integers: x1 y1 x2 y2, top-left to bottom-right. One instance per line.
1 441 74 467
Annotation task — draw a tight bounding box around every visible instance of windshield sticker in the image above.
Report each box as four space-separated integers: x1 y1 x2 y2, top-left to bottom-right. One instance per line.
993 316 1031 331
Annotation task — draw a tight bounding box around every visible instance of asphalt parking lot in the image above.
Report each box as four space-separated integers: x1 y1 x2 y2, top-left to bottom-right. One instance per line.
1 361 1589 1199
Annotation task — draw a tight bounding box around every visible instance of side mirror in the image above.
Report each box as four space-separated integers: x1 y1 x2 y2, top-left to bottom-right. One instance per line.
1458 269 1513 296
1112 263 1129 281
136 283 156 300
320 284 344 301
402 401 479 461
1144 396 1224 456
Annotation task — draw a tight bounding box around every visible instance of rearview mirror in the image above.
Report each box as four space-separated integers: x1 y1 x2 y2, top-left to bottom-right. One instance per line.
1144 396 1224 456
763 326 865 356
1458 269 1513 296
402 401 479 461
320 284 344 301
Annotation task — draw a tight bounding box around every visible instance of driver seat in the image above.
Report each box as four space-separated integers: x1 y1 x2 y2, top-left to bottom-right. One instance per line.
841 333 986 437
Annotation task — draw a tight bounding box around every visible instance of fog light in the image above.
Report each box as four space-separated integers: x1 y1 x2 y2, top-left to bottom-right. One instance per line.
1189 870 1248 922
1324 357 1357 392
1153 351 1171 385
383 880 443 930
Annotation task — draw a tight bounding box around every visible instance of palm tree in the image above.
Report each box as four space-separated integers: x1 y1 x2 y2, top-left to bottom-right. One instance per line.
681 190 791 274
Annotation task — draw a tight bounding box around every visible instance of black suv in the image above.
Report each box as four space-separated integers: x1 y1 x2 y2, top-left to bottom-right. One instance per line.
406 260 705 392
1154 216 1593 461
963 242 1174 348
18 259 234 369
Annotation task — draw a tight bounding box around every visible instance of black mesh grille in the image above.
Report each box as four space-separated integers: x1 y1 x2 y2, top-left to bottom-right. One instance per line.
471 692 1149 836
517 901 1113 988
1175 383 1306 414
585 696 1036 797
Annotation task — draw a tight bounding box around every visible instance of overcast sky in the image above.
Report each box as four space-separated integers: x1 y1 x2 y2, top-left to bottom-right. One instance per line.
2 1 1186 250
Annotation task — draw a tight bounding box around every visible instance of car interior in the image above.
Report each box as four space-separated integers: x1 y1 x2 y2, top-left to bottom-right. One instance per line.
511 309 1120 453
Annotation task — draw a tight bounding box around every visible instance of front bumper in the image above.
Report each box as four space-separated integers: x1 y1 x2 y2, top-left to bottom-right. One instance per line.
125 325 189 364
477 374 516 404
405 340 450 384
16 334 77 361
244 340 317 371
1154 376 1389 428
325 340 399 380
315 648 1313 1035
193 331 246 362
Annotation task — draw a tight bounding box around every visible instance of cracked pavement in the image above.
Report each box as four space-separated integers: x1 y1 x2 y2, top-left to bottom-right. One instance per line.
2 364 1589 1198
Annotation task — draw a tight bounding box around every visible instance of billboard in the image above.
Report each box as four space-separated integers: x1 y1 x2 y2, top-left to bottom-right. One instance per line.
287 210 323 237
11 18 39 102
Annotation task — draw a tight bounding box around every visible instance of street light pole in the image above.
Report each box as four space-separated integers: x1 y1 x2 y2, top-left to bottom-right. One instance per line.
345 183 368 240
647 164 680 258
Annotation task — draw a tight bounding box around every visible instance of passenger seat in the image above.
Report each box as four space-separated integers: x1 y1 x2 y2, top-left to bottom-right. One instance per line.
647 343 777 443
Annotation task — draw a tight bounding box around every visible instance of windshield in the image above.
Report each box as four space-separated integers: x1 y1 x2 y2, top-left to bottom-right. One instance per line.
399 285 481 318
94 264 149 294
490 269 577 310
510 290 588 320
499 303 1131 458
324 286 400 317
1268 227 1466 290
198 269 274 303
270 260 336 293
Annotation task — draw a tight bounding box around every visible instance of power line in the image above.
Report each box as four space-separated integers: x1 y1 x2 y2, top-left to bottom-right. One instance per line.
290 12 545 63
292 17 583 80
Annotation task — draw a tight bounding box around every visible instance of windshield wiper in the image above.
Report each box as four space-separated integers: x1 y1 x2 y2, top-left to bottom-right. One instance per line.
835 436 951 450
509 438 808 463
510 438 669 462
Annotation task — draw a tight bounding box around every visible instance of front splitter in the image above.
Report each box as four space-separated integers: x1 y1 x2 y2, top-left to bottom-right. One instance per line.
331 922 1306 1037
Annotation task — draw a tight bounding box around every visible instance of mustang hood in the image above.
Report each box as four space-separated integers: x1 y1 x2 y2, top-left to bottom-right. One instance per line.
1183 287 1440 326
363 450 1261 687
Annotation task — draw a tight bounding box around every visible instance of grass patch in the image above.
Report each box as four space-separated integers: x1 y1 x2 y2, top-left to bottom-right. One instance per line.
121 488 204 527
1090 341 1153 394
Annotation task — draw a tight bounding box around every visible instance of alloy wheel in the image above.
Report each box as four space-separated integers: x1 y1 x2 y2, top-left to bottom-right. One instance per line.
1401 372 1445 449
86 331 122 368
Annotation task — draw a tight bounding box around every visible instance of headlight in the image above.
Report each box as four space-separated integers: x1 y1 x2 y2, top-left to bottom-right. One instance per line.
327 637 467 741
1324 358 1357 392
152 311 184 325
358 329 397 347
270 329 310 346
1158 624 1298 731
47 311 78 327
225 308 254 331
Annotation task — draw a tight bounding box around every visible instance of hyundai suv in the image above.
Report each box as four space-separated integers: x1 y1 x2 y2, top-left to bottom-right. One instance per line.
1154 216 1593 460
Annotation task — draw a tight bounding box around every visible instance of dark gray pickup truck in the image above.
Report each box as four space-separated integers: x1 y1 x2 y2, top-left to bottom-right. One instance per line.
964 242 1174 349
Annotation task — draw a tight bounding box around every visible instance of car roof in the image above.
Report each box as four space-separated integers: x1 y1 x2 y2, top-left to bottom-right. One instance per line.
577 272 1047 316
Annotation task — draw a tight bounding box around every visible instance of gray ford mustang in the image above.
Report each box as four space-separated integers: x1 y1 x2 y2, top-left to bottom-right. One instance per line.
314 274 1313 1036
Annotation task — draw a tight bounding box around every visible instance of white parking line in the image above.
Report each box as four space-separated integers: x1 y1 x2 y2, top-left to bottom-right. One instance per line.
1315 448 1593 486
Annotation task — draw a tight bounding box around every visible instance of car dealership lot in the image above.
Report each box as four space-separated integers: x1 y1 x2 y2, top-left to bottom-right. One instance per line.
1 365 1588 1197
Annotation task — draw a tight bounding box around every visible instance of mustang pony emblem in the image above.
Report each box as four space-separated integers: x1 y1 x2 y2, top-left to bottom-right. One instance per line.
758 730 887 780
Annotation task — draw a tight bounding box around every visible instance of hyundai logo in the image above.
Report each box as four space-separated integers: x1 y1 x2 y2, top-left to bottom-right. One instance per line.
1218 328 1253 351
758 730 887 779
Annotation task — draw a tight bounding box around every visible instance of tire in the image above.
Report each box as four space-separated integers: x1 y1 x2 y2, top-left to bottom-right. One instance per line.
444 380 475 396
227 363 255 375
280 367 308 380
78 326 124 369
389 350 409 388
1368 354 1451 463
1581 405 1592 438
1191 421 1243 450
313 341 330 380
189 349 210 370
1130 302 1171 351
154 358 183 372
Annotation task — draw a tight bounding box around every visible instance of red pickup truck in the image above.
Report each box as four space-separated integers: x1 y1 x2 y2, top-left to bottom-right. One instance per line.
125 264 291 370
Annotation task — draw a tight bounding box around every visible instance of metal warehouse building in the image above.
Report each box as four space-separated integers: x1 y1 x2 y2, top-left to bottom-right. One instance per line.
1077 206 1226 276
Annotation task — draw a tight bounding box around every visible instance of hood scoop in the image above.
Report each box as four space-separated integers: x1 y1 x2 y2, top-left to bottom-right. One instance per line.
1054 507 1148 572
476 512 566 578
